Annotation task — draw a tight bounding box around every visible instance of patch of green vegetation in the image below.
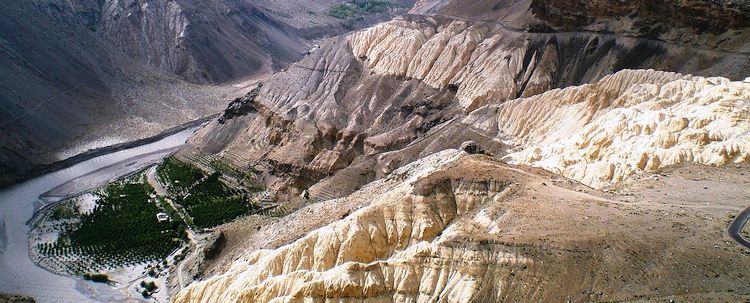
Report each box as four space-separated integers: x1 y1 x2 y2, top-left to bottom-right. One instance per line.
140 280 158 292
158 158 258 229
50 203 78 220
83 272 110 283
176 172 256 229
328 0 396 19
157 157 204 194
38 181 186 274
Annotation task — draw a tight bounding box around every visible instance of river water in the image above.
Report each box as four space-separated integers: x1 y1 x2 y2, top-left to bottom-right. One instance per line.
0 126 199 302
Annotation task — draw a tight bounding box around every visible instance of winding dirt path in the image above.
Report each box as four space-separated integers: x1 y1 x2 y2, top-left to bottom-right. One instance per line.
145 166 202 292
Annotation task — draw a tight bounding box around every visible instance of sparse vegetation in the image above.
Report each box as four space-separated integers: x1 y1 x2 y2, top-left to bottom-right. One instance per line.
50 203 78 220
140 280 158 292
328 0 396 19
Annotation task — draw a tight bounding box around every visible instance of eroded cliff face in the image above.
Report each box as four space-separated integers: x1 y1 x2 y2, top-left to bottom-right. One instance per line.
175 69 750 301
348 15 750 112
175 152 750 302
172 4 750 301
175 152 523 302
179 33 466 199
181 12 750 199
462 69 750 188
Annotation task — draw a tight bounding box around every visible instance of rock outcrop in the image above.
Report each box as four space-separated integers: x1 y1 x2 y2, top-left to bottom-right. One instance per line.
348 15 750 112
174 152 527 302
463 69 750 188
219 85 262 124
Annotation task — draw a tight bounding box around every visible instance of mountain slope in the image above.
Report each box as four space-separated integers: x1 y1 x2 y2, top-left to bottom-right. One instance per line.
464 70 750 188
178 8 750 201
162 1 750 301
0 0 414 186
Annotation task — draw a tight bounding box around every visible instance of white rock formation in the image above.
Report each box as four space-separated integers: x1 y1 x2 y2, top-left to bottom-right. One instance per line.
465 69 750 188
348 18 558 111
173 69 750 302
174 151 533 302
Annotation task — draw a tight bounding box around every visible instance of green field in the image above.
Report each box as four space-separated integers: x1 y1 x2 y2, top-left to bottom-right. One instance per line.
37 179 187 274
157 157 258 229
157 157 204 194
35 156 258 276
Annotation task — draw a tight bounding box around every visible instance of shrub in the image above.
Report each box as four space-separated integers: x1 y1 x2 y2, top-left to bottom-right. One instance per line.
143 280 158 292
83 272 110 283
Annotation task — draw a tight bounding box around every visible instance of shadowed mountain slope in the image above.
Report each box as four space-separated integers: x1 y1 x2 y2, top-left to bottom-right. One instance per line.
0 0 414 186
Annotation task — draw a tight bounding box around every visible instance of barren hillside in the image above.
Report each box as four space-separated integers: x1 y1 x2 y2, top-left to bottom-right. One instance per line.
0 0 414 187
176 152 750 302
171 1 750 301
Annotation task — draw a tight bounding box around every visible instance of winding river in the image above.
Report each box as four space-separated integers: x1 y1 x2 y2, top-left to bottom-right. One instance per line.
0 126 200 302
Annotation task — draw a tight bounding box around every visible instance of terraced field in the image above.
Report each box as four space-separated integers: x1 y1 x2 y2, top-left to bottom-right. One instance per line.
157 157 259 229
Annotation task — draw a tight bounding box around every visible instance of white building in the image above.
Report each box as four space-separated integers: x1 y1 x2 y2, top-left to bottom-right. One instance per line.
156 212 170 223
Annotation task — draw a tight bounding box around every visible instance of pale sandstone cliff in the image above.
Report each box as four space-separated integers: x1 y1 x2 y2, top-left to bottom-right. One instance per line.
171 3 750 302
173 52 750 303
463 69 750 188
348 16 750 112
349 17 559 111
175 151 750 302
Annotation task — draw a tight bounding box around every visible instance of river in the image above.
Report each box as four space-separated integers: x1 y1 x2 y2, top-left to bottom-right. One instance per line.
0 126 200 302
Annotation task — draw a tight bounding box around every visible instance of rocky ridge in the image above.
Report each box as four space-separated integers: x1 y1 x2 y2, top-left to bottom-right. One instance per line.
465 70 750 188
168 1 750 302
176 151 750 302
180 11 750 199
